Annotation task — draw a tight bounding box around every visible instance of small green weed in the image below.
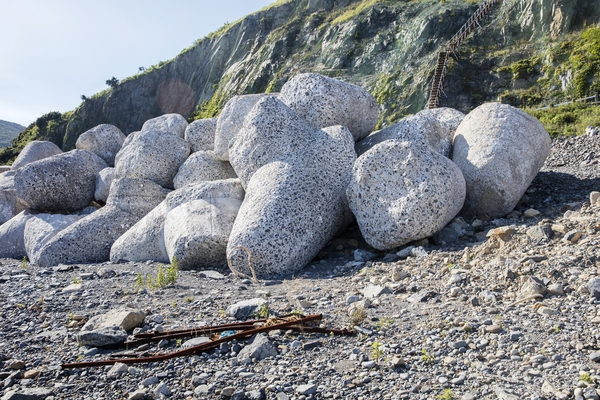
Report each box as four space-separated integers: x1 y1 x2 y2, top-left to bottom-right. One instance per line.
72 276 82 284
371 339 384 361
580 372 593 384
253 303 270 318
219 308 227 318
20 256 27 270
175 339 183 347
375 317 394 330
135 258 179 292
349 305 367 326
421 348 435 364
436 389 456 400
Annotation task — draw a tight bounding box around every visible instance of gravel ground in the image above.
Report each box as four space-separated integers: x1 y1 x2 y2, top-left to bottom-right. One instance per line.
1 129 600 400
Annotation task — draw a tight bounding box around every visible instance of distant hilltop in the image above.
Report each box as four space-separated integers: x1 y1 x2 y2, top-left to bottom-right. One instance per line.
0 120 25 149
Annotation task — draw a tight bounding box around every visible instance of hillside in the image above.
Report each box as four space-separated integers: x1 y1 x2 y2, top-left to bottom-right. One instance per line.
0 120 24 149
1 0 600 164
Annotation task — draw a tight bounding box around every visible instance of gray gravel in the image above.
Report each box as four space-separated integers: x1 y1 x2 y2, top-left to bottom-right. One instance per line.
1 129 600 400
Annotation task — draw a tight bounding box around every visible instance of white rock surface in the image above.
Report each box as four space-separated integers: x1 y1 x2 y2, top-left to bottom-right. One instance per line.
24 209 93 264
279 72 378 141
95 167 115 203
0 171 23 225
114 129 190 189
14 150 108 213
227 97 355 278
213 94 276 161
34 178 168 267
110 179 244 266
141 113 188 138
452 103 551 218
163 198 242 269
0 211 33 258
81 308 146 331
10 140 62 170
173 151 236 189
355 107 462 158
185 118 217 152
347 139 466 250
75 124 126 167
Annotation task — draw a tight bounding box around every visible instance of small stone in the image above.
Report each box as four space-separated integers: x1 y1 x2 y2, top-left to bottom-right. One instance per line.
587 278 600 300
583 386 599 400
354 249 377 262
182 337 211 349
563 229 582 243
523 208 540 218
361 361 377 368
589 351 600 362
1 387 54 400
485 324 501 333
486 226 516 240
237 334 277 361
127 389 146 400
221 386 236 397
107 362 128 378
547 283 564 295
296 384 317 396
226 298 267 319
538 307 559 316
590 191 600 205
62 283 82 293
396 246 415 259
154 382 171 397
346 295 361 304
141 376 159 387
77 326 128 347
363 285 391 298
7 360 25 370
198 270 225 280
22 369 40 379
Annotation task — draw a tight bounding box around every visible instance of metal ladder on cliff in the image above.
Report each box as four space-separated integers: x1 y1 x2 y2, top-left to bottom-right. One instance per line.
427 0 502 109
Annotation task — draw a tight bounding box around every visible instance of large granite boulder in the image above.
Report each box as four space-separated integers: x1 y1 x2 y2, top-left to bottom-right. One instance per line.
14 150 108 212
213 94 276 161
110 179 244 268
227 97 355 278
25 209 95 264
34 178 169 267
75 124 126 167
0 211 33 258
173 151 237 189
163 197 241 268
114 131 140 167
95 167 115 203
0 208 93 260
0 171 24 225
347 139 466 250
355 107 464 158
185 118 217 152
279 73 378 141
113 129 190 189
452 103 551 218
10 141 62 170
141 113 188 138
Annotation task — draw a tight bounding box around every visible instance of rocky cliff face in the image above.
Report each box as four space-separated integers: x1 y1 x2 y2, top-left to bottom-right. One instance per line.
2 0 599 162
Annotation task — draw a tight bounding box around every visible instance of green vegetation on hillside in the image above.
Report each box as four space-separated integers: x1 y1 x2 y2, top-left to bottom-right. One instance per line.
0 120 25 149
526 102 600 138
0 112 69 165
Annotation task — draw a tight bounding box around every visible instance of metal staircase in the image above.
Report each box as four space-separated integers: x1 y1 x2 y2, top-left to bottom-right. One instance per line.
427 0 502 109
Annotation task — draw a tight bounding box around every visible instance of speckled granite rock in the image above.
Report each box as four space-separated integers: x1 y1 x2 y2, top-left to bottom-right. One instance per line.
14 150 108 213
279 73 378 141
0 211 33 258
110 179 244 266
214 94 277 161
24 210 94 264
227 97 355 278
452 103 551 218
355 107 464 158
10 140 62 170
34 178 168 267
173 151 237 189
75 124 126 167
114 129 190 189
94 167 115 203
185 118 217 153
0 171 23 225
141 113 188 138
347 139 465 250
164 197 242 269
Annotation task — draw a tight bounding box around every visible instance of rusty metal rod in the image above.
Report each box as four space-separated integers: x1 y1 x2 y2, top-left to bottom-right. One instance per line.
62 314 324 369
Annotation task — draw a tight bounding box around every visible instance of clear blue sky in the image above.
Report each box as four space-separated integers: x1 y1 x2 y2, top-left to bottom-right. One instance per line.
0 0 275 127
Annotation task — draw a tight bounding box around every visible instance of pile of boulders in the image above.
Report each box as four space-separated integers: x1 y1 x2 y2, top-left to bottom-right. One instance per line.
0 73 552 278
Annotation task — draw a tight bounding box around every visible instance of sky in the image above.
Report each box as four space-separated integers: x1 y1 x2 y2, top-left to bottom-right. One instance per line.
0 0 275 127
